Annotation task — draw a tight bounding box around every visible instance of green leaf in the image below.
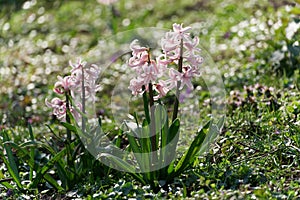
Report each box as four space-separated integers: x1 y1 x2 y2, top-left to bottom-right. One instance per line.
1 131 22 189
141 120 151 152
99 153 147 185
291 7 300 15
99 153 139 174
0 180 14 189
168 118 180 144
159 110 169 162
160 119 179 179
44 174 64 191
126 121 152 175
172 121 210 179
127 132 141 154
166 118 180 162
61 122 77 133
0 170 14 189
199 116 225 155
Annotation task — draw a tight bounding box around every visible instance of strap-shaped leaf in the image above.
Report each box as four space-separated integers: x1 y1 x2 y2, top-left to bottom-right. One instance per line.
166 118 180 162
160 119 180 178
126 132 141 154
172 121 211 178
61 122 77 133
1 131 22 189
141 119 151 153
199 116 225 155
98 153 136 172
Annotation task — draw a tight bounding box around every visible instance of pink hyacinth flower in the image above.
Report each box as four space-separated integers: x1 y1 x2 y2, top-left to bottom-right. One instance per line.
184 37 203 67
140 60 159 85
173 23 191 34
180 65 195 89
154 80 169 100
70 58 87 76
53 75 76 94
172 23 191 41
128 40 149 68
45 97 82 122
164 68 182 91
45 97 67 121
129 77 144 95
161 32 180 52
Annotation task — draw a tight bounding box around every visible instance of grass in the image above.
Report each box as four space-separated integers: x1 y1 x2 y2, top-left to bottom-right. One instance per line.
0 0 300 199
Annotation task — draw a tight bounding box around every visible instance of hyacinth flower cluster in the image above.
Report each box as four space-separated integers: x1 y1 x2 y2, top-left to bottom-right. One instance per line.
106 23 224 191
127 23 204 155
45 59 101 122
128 23 202 100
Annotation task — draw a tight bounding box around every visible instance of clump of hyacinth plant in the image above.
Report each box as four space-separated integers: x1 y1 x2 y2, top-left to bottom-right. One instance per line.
104 23 224 191
45 59 101 189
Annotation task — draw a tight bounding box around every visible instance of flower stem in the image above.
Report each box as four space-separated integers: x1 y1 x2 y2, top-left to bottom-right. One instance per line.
65 91 75 184
172 39 183 122
65 91 71 142
146 49 158 166
148 83 157 158
142 85 151 123
81 65 86 133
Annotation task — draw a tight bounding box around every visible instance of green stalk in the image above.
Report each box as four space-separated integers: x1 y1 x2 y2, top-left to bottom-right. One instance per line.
148 82 157 166
146 49 158 169
65 91 74 186
142 85 150 124
172 39 184 122
81 65 86 133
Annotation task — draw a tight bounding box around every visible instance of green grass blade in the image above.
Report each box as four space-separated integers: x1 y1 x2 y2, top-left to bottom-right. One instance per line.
0 180 14 189
0 170 14 189
0 157 16 189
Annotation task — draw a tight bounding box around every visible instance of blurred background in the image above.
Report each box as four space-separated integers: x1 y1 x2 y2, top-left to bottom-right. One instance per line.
0 0 299 127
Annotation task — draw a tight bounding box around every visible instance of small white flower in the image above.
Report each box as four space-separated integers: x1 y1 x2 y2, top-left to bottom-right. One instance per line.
285 21 300 40
270 50 284 63
97 0 118 5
